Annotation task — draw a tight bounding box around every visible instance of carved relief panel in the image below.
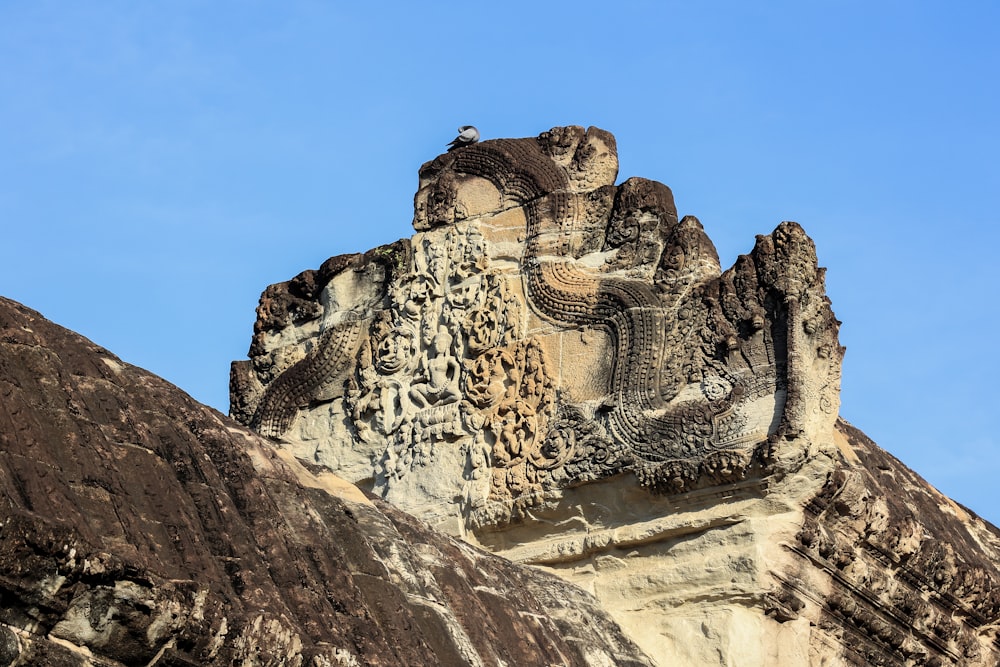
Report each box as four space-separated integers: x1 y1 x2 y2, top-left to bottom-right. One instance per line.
233 127 844 531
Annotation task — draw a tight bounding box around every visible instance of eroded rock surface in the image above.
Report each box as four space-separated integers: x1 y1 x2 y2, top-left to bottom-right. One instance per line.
0 296 651 666
232 126 1000 665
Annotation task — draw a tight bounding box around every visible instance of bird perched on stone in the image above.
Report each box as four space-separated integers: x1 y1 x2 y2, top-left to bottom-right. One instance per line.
447 126 480 151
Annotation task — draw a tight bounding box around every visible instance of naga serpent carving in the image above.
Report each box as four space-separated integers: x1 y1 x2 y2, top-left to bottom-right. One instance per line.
249 313 370 438
415 127 835 491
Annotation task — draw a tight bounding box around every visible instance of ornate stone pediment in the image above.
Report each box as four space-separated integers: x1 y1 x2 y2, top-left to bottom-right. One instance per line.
230 125 842 531
230 127 1000 666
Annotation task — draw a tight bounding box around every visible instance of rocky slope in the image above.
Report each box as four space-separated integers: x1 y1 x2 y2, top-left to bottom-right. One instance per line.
0 296 651 666
231 126 1000 665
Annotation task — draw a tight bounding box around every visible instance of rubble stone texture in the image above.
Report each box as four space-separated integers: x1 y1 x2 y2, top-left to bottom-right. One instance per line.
0 296 651 666
232 126 1000 665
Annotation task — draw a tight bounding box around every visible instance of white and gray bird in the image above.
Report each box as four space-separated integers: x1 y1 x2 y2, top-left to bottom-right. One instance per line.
447 125 480 151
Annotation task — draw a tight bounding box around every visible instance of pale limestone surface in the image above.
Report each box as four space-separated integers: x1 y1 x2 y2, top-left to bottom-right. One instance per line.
233 127 1000 666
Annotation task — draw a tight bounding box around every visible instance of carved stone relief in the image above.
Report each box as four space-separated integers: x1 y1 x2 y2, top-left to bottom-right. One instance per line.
229 127 1000 666
232 127 844 529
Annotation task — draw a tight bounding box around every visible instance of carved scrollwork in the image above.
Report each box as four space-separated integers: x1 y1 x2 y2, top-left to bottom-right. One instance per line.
528 423 576 470
606 212 640 248
538 405 629 485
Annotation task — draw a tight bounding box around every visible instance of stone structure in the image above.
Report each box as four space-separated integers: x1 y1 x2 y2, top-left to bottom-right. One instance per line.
232 127 1000 665
0 297 651 666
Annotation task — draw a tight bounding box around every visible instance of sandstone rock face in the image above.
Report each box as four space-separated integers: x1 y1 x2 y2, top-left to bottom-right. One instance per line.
232 127 1000 665
0 297 651 666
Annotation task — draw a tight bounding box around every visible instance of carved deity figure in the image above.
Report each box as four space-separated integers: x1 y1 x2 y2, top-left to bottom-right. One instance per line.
420 237 448 288
408 329 462 410
376 327 415 375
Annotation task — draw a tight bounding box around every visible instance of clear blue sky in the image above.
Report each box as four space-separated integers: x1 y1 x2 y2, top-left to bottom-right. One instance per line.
3 2 999 523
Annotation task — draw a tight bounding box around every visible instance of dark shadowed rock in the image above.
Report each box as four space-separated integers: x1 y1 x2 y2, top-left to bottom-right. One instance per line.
0 296 651 666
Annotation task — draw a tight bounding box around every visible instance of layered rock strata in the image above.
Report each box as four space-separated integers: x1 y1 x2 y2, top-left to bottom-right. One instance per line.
0 296 651 666
231 126 1000 665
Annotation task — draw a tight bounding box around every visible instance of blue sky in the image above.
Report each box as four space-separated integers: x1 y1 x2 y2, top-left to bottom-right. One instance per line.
3 2 999 523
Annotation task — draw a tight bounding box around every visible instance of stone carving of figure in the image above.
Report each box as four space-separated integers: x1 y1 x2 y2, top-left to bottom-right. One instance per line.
397 276 433 320
465 349 510 408
376 327 416 375
421 236 448 289
408 329 462 410
453 227 487 281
